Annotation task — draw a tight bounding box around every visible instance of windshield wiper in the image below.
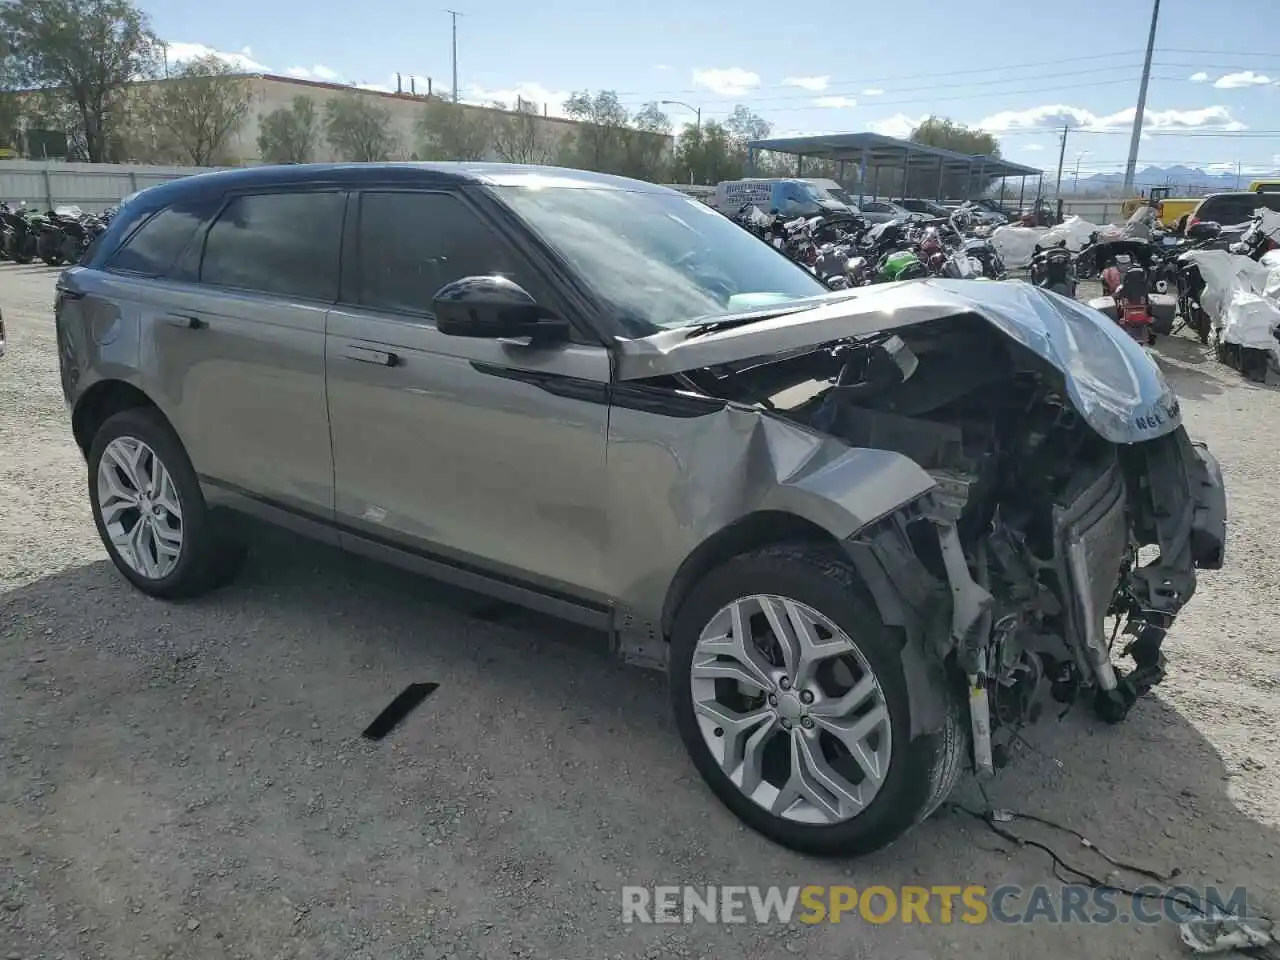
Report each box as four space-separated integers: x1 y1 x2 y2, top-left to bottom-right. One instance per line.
683 304 820 339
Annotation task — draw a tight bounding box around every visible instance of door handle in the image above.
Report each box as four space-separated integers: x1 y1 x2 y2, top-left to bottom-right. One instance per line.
165 314 205 330
342 345 400 367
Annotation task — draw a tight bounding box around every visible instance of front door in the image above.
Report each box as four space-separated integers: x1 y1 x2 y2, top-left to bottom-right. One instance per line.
325 189 611 600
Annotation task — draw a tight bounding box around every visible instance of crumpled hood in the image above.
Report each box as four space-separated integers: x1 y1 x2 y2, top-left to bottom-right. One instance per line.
615 279 1182 445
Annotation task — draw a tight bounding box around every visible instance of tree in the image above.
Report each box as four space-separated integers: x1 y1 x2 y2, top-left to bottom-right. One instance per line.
491 100 552 165
561 89 631 173
134 55 252 166
618 101 671 181
1 0 159 162
257 95 320 164
416 98 492 161
324 93 398 162
723 104 771 144
671 105 774 184
908 116 1002 198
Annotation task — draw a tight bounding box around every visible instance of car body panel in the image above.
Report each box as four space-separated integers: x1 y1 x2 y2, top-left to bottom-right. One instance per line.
325 304 614 599
604 402 937 620
57 267 334 517
612 279 1183 444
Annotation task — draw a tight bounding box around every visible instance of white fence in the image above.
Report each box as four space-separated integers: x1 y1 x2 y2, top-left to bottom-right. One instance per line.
1059 198 1132 225
0 160 224 213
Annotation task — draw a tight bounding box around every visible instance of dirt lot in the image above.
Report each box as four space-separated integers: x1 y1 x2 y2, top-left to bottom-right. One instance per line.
2 263 1278 960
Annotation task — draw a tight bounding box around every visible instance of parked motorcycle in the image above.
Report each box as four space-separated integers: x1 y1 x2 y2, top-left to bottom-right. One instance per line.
1029 243 1076 296
1079 238 1177 344
0 202 41 264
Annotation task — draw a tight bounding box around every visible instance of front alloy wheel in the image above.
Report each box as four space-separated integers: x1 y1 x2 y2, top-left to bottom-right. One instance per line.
670 544 966 857
97 435 185 580
690 595 892 825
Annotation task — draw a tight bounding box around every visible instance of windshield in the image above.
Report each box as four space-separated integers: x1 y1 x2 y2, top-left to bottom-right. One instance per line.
495 185 830 334
824 188 855 205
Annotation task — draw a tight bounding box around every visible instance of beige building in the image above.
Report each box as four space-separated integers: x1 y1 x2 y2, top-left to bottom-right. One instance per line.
221 74 604 164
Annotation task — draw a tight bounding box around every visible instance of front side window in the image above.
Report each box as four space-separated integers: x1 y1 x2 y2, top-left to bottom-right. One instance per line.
200 192 344 300
354 191 537 316
496 185 829 335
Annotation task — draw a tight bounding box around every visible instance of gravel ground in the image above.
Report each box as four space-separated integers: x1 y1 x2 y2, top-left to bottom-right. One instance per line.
2 264 1278 960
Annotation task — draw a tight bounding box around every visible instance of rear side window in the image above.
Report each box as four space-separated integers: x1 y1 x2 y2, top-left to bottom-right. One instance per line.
1203 196 1260 224
201 192 345 301
106 200 217 277
354 191 534 317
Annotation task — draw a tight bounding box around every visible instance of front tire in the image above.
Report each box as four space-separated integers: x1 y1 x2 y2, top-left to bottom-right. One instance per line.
669 543 966 857
88 407 246 599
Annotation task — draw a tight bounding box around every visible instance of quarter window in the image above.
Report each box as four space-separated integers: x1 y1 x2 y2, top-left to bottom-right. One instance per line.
106 200 219 277
200 192 344 300
354 191 533 316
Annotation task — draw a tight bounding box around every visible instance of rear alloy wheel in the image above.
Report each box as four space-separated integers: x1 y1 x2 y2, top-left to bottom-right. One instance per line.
88 407 246 599
670 544 965 857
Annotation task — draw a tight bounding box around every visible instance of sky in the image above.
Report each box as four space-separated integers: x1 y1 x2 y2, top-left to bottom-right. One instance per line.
145 0 1280 185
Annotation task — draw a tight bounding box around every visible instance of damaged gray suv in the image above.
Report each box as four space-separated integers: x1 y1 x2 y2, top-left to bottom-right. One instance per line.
56 164 1227 856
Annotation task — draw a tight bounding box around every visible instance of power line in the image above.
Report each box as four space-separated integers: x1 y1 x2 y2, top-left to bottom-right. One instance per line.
630 75 1192 113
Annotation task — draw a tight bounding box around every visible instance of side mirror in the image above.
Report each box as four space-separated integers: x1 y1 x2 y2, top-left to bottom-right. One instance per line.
1186 221 1221 241
433 275 568 342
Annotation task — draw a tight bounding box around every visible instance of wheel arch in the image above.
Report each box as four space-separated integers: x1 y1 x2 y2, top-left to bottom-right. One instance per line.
72 379 170 457
659 510 840 639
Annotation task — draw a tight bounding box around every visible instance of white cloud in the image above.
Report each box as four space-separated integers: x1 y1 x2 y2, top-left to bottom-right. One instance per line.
692 67 760 97
867 113 928 138
463 82 572 117
975 103 1245 133
1023 143 1045 151
813 95 857 109
286 64 340 81
1213 70 1271 89
161 41 269 72
862 88 885 96
783 75 830 92
1189 71 1209 82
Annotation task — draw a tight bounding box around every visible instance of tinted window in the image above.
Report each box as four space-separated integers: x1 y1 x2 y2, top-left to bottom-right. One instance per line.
1201 195 1261 225
107 200 216 277
355 192 532 316
201 192 344 300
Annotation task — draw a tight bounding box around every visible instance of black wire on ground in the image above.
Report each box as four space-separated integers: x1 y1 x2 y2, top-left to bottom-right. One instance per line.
950 801 1239 919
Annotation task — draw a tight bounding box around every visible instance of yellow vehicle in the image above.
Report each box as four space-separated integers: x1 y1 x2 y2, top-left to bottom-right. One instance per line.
1247 180 1280 194
1120 188 1198 227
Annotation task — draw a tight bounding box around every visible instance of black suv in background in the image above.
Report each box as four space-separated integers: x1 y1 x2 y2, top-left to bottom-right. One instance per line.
1188 191 1280 230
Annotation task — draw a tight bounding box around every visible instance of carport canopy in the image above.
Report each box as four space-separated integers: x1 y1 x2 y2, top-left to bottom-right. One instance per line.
745 131 1044 205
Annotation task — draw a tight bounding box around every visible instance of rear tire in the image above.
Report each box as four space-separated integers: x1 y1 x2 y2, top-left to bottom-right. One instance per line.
669 542 966 857
88 407 246 599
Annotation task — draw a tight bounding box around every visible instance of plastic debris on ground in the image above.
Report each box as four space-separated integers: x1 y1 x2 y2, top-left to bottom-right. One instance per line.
1179 915 1275 955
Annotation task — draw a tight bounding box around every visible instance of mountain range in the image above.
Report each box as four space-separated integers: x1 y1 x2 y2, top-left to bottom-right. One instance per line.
1062 164 1276 195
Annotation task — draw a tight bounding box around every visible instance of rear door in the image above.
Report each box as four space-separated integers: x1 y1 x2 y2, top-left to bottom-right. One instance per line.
149 189 345 518
324 188 612 600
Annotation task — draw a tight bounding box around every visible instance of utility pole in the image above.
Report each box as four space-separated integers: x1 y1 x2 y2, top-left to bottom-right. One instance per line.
1054 124 1069 198
1123 0 1161 193
1072 153 1084 191
445 9 462 103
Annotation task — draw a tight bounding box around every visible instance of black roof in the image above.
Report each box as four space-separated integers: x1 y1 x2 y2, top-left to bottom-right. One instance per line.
127 162 676 208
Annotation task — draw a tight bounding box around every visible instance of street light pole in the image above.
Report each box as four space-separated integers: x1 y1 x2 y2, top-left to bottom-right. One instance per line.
1123 0 1161 193
660 99 701 184
445 9 462 103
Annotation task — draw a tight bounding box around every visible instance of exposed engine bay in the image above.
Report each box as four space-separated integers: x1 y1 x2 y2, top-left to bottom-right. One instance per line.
672 311 1227 775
